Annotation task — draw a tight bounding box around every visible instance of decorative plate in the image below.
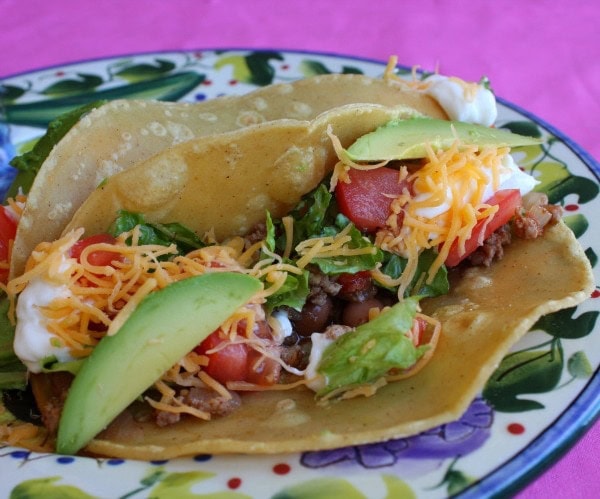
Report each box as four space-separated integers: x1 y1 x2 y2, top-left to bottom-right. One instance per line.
0 49 598 498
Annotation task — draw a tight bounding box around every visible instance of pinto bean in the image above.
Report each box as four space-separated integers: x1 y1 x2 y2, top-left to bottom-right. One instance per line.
342 297 385 327
292 297 333 336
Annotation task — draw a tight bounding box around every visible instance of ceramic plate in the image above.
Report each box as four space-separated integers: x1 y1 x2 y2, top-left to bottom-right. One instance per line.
1 50 599 498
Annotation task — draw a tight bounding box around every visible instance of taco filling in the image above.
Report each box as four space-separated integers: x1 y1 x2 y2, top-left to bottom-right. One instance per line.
0 68 594 458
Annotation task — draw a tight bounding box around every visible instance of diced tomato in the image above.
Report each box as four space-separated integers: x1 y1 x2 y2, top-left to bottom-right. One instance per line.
335 167 411 232
196 321 281 387
445 189 522 267
0 207 17 283
410 317 427 346
336 270 372 296
196 330 249 384
246 350 281 386
70 234 119 267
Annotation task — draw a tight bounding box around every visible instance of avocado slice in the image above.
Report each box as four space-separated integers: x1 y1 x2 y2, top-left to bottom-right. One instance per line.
56 272 261 455
346 117 542 162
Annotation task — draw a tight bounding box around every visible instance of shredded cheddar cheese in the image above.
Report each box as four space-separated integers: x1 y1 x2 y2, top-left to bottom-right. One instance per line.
295 223 376 270
362 141 507 296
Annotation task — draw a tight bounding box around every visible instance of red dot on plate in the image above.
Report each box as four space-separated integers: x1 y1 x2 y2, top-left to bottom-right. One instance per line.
508 423 525 435
227 477 242 489
273 463 291 475
229 79 238 85
202 80 212 86
281 64 290 70
591 289 600 298
564 204 579 212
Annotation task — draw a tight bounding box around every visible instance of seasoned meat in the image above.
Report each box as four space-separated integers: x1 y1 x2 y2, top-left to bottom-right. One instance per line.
468 224 512 267
280 342 311 370
513 193 563 239
244 222 267 247
154 388 241 427
29 372 73 435
307 269 341 305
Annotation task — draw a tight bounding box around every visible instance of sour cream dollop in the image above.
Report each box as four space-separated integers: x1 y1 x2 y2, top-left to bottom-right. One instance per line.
424 74 497 127
304 332 335 392
14 277 76 373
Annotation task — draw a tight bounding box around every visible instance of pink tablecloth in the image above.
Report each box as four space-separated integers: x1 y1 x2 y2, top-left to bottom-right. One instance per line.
1 1 599 497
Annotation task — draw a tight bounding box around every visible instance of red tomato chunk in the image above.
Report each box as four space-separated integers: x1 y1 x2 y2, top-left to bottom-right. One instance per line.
70 234 120 267
445 189 522 267
336 167 411 233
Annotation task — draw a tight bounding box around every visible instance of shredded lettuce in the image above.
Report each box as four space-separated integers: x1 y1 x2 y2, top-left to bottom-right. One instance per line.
109 210 204 255
277 184 335 249
310 214 384 275
317 296 426 398
380 249 449 298
261 211 310 312
275 185 383 276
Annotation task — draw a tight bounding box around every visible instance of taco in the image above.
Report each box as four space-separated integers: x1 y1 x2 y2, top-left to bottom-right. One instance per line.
1 70 594 459
9 72 448 279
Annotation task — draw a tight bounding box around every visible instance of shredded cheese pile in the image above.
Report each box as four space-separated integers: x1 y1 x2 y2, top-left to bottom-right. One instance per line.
377 142 506 293
330 132 508 297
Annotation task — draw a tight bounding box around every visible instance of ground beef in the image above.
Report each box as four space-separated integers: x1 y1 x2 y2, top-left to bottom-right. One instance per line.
280 342 311 370
244 222 267 247
307 269 341 306
154 388 241 427
467 193 563 267
467 224 512 267
513 204 563 239
29 372 73 434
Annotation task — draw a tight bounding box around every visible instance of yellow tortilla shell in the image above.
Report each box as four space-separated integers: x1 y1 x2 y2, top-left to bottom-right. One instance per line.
63 103 426 239
11 74 446 276
80 221 593 459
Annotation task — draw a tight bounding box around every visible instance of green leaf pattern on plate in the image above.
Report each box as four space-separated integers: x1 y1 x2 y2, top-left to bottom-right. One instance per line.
9 476 96 499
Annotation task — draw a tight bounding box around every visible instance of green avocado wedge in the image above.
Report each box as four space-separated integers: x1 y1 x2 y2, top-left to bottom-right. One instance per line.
346 117 543 162
56 272 262 456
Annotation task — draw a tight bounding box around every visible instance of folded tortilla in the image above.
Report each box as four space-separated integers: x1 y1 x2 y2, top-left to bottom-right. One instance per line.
80 221 591 459
11 74 447 277
62 104 427 240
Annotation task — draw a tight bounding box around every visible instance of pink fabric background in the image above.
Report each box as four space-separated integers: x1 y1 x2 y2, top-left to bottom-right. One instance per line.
1 0 598 496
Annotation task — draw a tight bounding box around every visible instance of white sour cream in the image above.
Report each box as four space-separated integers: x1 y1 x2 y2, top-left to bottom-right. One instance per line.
14 277 76 373
424 74 497 127
304 332 335 392
269 310 294 343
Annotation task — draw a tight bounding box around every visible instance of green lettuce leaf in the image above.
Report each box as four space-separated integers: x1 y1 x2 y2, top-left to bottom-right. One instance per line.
108 210 204 255
278 183 335 250
317 296 425 398
310 214 384 275
265 268 310 312
379 249 449 298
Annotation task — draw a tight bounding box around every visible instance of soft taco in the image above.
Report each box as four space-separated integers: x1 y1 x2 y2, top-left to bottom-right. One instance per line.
9 71 448 279
0 68 594 459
